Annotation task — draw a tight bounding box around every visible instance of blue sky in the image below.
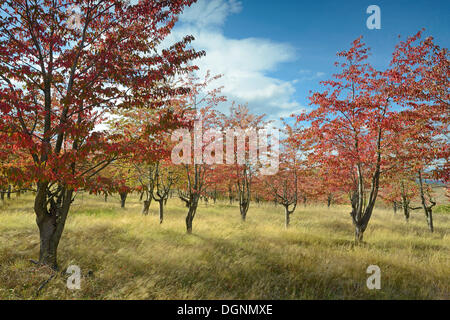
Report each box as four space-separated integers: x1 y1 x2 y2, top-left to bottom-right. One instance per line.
171 0 450 122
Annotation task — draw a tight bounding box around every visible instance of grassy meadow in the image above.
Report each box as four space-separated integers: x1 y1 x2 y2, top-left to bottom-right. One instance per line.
0 192 449 300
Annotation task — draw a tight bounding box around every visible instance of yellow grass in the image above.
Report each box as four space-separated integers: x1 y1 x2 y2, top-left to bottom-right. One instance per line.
0 192 449 300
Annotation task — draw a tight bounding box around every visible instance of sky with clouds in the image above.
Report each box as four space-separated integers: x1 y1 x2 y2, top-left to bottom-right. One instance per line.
169 0 449 123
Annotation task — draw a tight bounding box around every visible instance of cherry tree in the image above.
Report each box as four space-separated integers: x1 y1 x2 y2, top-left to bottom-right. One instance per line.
389 31 449 232
172 72 225 233
222 104 267 222
298 37 398 242
0 0 203 268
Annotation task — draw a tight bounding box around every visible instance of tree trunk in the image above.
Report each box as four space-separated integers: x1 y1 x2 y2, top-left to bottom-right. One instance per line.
142 200 150 215
401 181 410 222
355 225 364 242
159 200 164 224
7 185 11 199
426 209 434 232
402 200 410 222
240 200 249 222
284 206 290 229
34 185 73 269
350 190 374 244
185 199 198 234
393 201 397 214
119 192 127 208
0 189 4 201
418 171 434 233
37 213 59 268
186 214 193 234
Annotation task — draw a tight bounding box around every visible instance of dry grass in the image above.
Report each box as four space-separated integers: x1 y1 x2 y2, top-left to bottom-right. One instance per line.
0 192 448 300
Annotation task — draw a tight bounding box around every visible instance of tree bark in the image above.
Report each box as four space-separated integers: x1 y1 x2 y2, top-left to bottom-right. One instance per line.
119 192 127 208
237 170 251 222
142 200 150 215
7 185 11 199
185 197 199 234
418 170 435 233
425 209 434 232
284 206 291 229
401 181 410 222
34 185 73 269
355 225 364 242
240 200 249 222
402 201 410 222
37 213 59 268
186 215 193 234
158 200 164 224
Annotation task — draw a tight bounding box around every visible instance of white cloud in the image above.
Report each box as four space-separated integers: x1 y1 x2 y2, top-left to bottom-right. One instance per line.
180 0 242 28
171 0 302 122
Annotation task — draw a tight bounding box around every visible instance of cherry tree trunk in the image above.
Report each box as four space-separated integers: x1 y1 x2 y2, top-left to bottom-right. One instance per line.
142 200 151 215
426 209 434 232
37 213 59 268
185 199 198 234
240 201 249 222
355 225 364 242
158 200 164 224
418 171 434 233
284 206 291 229
119 192 128 208
402 202 410 222
34 185 73 269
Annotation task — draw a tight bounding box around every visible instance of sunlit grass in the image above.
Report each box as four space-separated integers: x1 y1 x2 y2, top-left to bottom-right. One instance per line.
0 192 448 300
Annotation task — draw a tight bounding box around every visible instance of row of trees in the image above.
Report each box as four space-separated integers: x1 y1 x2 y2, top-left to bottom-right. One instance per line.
0 1 448 269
